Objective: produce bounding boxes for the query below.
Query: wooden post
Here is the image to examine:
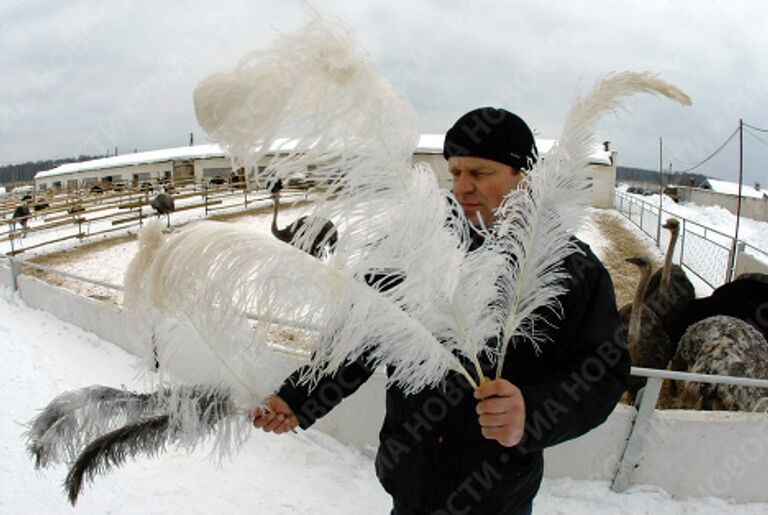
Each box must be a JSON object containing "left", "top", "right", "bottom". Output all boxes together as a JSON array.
[{"left": 204, "top": 182, "right": 209, "bottom": 216}]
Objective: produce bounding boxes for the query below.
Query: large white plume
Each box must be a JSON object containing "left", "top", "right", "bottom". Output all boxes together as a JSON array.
[{"left": 491, "top": 72, "right": 691, "bottom": 376}]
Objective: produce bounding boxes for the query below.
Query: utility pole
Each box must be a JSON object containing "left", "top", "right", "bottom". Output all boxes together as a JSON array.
[
  {"left": 728, "top": 119, "right": 745, "bottom": 281},
  {"left": 657, "top": 137, "right": 663, "bottom": 245}
]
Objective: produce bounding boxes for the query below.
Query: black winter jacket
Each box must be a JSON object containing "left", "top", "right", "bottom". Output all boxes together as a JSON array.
[{"left": 278, "top": 238, "right": 629, "bottom": 515}]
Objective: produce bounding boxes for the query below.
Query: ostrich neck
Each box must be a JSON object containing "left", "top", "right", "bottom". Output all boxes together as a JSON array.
[
  {"left": 661, "top": 228, "right": 678, "bottom": 298},
  {"left": 629, "top": 266, "right": 652, "bottom": 345},
  {"left": 271, "top": 193, "right": 281, "bottom": 235}
]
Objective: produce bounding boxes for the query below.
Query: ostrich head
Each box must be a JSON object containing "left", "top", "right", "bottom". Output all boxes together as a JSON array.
[
  {"left": 662, "top": 218, "right": 680, "bottom": 233},
  {"left": 267, "top": 178, "right": 284, "bottom": 196}
]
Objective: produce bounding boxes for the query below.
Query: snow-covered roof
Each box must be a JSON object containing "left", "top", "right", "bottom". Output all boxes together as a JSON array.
[
  {"left": 35, "top": 144, "right": 226, "bottom": 180},
  {"left": 702, "top": 179, "right": 766, "bottom": 199},
  {"left": 35, "top": 134, "right": 613, "bottom": 181}
]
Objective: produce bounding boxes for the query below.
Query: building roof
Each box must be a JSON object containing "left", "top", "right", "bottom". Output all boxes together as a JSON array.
[
  {"left": 702, "top": 178, "right": 766, "bottom": 199},
  {"left": 35, "top": 135, "right": 613, "bottom": 180}
]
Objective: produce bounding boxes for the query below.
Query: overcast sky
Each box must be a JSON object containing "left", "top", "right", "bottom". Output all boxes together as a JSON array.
[{"left": 1, "top": 0, "right": 767, "bottom": 185}]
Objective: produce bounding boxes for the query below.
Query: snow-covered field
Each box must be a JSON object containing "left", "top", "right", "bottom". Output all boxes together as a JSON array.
[{"left": 3, "top": 286, "right": 768, "bottom": 514}]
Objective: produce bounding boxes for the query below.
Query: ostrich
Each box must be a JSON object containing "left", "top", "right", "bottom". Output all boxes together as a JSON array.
[
  {"left": 618, "top": 256, "right": 673, "bottom": 400},
  {"left": 668, "top": 274, "right": 768, "bottom": 345},
  {"left": 150, "top": 193, "right": 175, "bottom": 228},
  {"left": 736, "top": 272, "right": 768, "bottom": 285},
  {"left": 670, "top": 315, "right": 768, "bottom": 411},
  {"left": 269, "top": 179, "right": 338, "bottom": 258},
  {"left": 643, "top": 218, "right": 695, "bottom": 334},
  {"left": 11, "top": 203, "right": 31, "bottom": 237}
]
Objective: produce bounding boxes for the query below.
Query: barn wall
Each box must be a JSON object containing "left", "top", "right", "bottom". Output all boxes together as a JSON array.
[{"left": 193, "top": 156, "right": 233, "bottom": 181}]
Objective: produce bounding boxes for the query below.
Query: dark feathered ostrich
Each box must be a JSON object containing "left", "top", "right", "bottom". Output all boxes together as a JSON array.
[
  {"left": 150, "top": 193, "right": 175, "bottom": 228},
  {"left": 12, "top": 203, "right": 31, "bottom": 237},
  {"left": 669, "top": 272, "right": 768, "bottom": 345},
  {"left": 670, "top": 315, "right": 768, "bottom": 411},
  {"left": 643, "top": 218, "right": 695, "bottom": 334},
  {"left": 619, "top": 256, "right": 674, "bottom": 400},
  {"left": 269, "top": 179, "right": 338, "bottom": 258}
]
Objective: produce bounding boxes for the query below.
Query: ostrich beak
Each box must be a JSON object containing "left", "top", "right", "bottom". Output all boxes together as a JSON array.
[{"left": 625, "top": 256, "right": 647, "bottom": 267}]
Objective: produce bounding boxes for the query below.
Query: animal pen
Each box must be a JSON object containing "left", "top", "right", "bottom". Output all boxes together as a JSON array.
[{"left": 614, "top": 190, "right": 768, "bottom": 288}]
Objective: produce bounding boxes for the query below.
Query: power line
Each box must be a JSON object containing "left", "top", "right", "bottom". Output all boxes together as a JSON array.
[
  {"left": 744, "top": 122, "right": 768, "bottom": 133},
  {"left": 745, "top": 127, "right": 768, "bottom": 148},
  {"left": 670, "top": 126, "right": 739, "bottom": 174}
]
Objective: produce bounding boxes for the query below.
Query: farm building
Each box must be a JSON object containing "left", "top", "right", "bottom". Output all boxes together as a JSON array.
[{"left": 34, "top": 135, "right": 616, "bottom": 207}]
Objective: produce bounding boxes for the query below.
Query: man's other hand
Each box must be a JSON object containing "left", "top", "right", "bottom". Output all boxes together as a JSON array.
[{"left": 252, "top": 395, "right": 299, "bottom": 434}]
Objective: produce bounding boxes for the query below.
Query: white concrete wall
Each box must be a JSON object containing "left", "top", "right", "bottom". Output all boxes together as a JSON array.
[
  {"left": 0, "top": 260, "right": 13, "bottom": 289},
  {"left": 543, "top": 404, "right": 634, "bottom": 481},
  {"left": 677, "top": 187, "right": 768, "bottom": 222},
  {"left": 10, "top": 271, "right": 768, "bottom": 503},
  {"left": 632, "top": 410, "right": 768, "bottom": 503},
  {"left": 16, "top": 275, "right": 145, "bottom": 355}
]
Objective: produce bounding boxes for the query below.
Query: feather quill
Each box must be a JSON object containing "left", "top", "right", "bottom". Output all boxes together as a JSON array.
[{"left": 492, "top": 72, "right": 691, "bottom": 377}]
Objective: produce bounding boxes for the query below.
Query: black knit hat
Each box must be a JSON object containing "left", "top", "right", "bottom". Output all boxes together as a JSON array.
[{"left": 443, "top": 107, "right": 538, "bottom": 171}]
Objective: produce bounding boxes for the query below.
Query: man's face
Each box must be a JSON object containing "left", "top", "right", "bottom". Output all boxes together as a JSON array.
[{"left": 449, "top": 156, "right": 526, "bottom": 227}]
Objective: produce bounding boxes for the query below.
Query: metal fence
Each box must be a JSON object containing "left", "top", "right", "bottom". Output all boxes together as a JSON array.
[{"left": 614, "top": 190, "right": 768, "bottom": 289}]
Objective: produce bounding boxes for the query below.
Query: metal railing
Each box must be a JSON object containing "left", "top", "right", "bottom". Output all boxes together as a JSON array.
[
  {"left": 614, "top": 190, "right": 768, "bottom": 289},
  {"left": 612, "top": 367, "right": 768, "bottom": 493}
]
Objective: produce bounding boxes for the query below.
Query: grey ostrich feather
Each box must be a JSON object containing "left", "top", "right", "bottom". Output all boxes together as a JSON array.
[
  {"left": 63, "top": 387, "right": 234, "bottom": 505},
  {"left": 26, "top": 386, "right": 155, "bottom": 469}
]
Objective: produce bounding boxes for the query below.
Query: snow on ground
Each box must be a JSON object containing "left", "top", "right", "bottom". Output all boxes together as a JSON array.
[
  {"left": 3, "top": 288, "right": 768, "bottom": 514},
  {"left": 0, "top": 285, "right": 389, "bottom": 515}
]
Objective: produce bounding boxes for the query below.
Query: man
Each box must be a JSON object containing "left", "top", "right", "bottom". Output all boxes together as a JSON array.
[{"left": 254, "top": 107, "right": 630, "bottom": 514}]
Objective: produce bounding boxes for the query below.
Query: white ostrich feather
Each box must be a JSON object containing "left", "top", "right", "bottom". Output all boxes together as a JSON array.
[
  {"left": 193, "top": 13, "right": 500, "bottom": 388},
  {"left": 492, "top": 72, "right": 691, "bottom": 377},
  {"left": 140, "top": 221, "right": 483, "bottom": 394}
]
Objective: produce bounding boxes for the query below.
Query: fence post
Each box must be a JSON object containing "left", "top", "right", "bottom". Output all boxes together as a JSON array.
[
  {"left": 8, "top": 224, "right": 15, "bottom": 255},
  {"left": 729, "top": 241, "right": 746, "bottom": 282},
  {"left": 9, "top": 256, "right": 21, "bottom": 291},
  {"left": 204, "top": 182, "right": 209, "bottom": 216},
  {"left": 640, "top": 202, "right": 645, "bottom": 231},
  {"left": 611, "top": 377, "right": 663, "bottom": 493},
  {"left": 678, "top": 218, "right": 686, "bottom": 265}
]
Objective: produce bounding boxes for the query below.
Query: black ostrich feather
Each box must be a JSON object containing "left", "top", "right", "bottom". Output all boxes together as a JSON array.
[{"left": 63, "top": 387, "right": 234, "bottom": 505}]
